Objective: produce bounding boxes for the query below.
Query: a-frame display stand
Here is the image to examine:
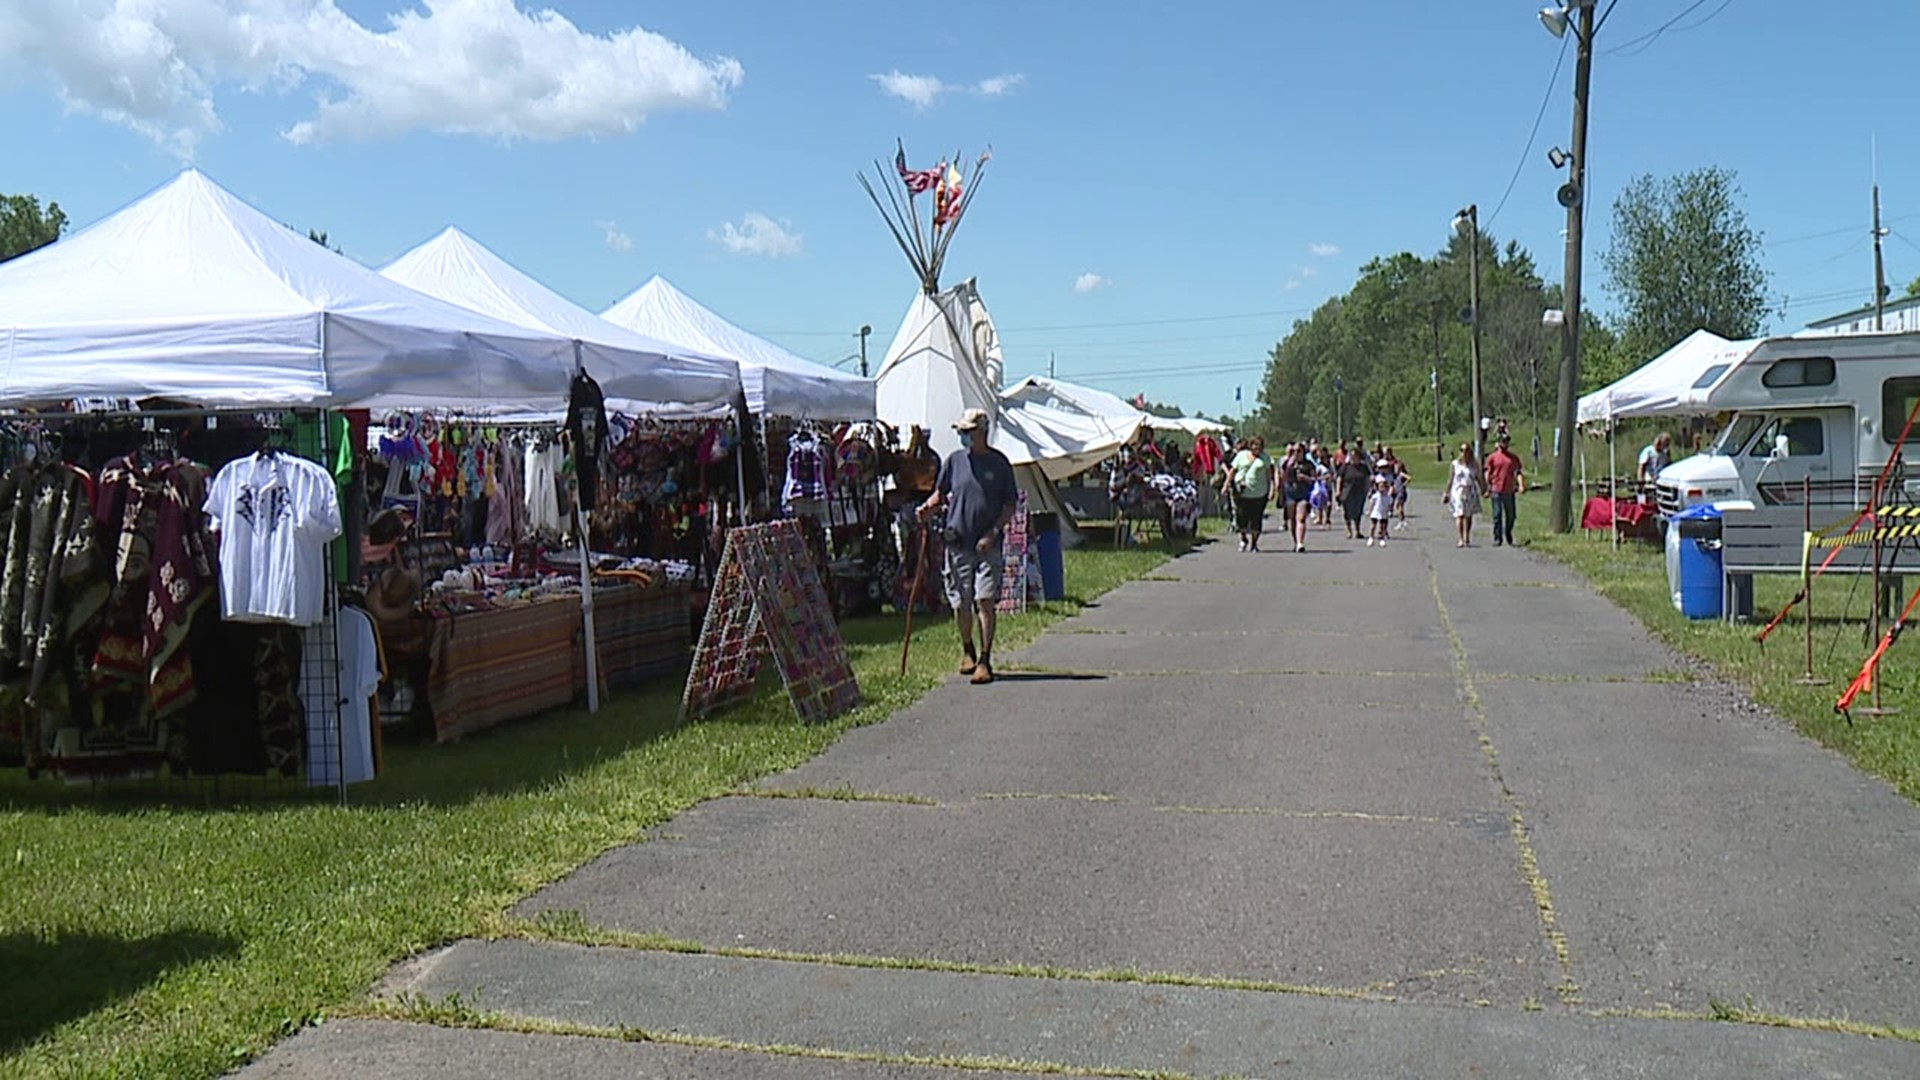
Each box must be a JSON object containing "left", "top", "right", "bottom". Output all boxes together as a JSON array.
[{"left": 680, "top": 520, "right": 861, "bottom": 725}]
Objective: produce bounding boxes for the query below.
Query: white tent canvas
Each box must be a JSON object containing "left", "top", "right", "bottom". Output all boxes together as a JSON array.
[
  {"left": 0, "top": 171, "right": 580, "bottom": 410},
  {"left": 875, "top": 282, "right": 1004, "bottom": 459},
  {"left": 602, "top": 276, "right": 874, "bottom": 420},
  {"left": 1578, "top": 328, "right": 1761, "bottom": 425},
  {"left": 999, "top": 375, "right": 1148, "bottom": 481},
  {"left": 381, "top": 228, "right": 741, "bottom": 414}
]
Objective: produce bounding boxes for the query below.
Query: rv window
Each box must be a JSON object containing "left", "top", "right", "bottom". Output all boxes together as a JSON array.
[
  {"left": 1714, "top": 414, "right": 1763, "bottom": 455},
  {"left": 1883, "top": 377, "right": 1920, "bottom": 445},
  {"left": 1761, "top": 356, "right": 1836, "bottom": 388},
  {"left": 1691, "top": 363, "right": 1731, "bottom": 390},
  {"left": 1748, "top": 416, "right": 1824, "bottom": 457}
]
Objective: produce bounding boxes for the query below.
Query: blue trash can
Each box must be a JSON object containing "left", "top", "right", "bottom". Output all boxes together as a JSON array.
[
  {"left": 1032, "top": 512, "right": 1066, "bottom": 601},
  {"left": 1674, "top": 505, "right": 1724, "bottom": 620}
]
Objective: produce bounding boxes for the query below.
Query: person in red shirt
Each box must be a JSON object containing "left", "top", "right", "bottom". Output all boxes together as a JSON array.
[{"left": 1483, "top": 434, "right": 1525, "bottom": 547}]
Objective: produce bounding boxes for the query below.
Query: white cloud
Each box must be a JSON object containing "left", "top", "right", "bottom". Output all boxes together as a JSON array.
[
  {"left": 1073, "top": 272, "right": 1110, "bottom": 294},
  {"left": 1309, "top": 242, "right": 1340, "bottom": 257},
  {"left": 709, "top": 211, "right": 802, "bottom": 258},
  {"left": 1298, "top": 265, "right": 1318, "bottom": 279},
  {"left": 0, "top": 0, "right": 744, "bottom": 155},
  {"left": 1283, "top": 279, "right": 1303, "bottom": 291},
  {"left": 598, "top": 220, "right": 633, "bottom": 253},
  {"left": 871, "top": 69, "right": 1024, "bottom": 109},
  {"left": 975, "top": 73, "right": 1025, "bottom": 96}
]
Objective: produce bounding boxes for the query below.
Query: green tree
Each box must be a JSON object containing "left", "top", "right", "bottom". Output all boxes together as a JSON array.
[
  {"left": 1, "top": 193, "right": 67, "bottom": 262},
  {"left": 1906, "top": 274, "right": 1920, "bottom": 298},
  {"left": 1601, "top": 166, "right": 1771, "bottom": 361}
]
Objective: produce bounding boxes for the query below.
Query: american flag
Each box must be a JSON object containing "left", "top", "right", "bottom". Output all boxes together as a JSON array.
[
  {"left": 934, "top": 164, "right": 964, "bottom": 227},
  {"left": 896, "top": 147, "right": 942, "bottom": 195}
]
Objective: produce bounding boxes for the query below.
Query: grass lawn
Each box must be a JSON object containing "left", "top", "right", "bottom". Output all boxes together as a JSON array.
[
  {"left": 1392, "top": 429, "right": 1918, "bottom": 803},
  {"left": 0, "top": 538, "right": 1192, "bottom": 1079}
]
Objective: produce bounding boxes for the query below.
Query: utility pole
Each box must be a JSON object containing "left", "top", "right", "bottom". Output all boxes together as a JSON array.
[
  {"left": 1431, "top": 302, "right": 1444, "bottom": 462},
  {"left": 1049, "top": 350, "right": 1056, "bottom": 379},
  {"left": 1548, "top": 0, "right": 1596, "bottom": 534},
  {"left": 1874, "top": 184, "right": 1888, "bottom": 330},
  {"left": 1461, "top": 205, "right": 1485, "bottom": 462},
  {"left": 857, "top": 324, "right": 872, "bottom": 377}
]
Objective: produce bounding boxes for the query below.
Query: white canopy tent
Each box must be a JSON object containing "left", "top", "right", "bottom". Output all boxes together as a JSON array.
[
  {"left": 998, "top": 375, "right": 1149, "bottom": 481},
  {"left": 0, "top": 171, "right": 581, "bottom": 410},
  {"left": 602, "top": 276, "right": 874, "bottom": 421},
  {"left": 1577, "top": 328, "right": 1761, "bottom": 426},
  {"left": 1158, "top": 416, "right": 1230, "bottom": 437},
  {"left": 380, "top": 228, "right": 742, "bottom": 414}
]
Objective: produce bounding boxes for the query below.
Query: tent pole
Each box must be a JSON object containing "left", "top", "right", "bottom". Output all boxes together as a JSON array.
[
  {"left": 577, "top": 502, "right": 600, "bottom": 714},
  {"left": 1609, "top": 409, "right": 1618, "bottom": 550}
]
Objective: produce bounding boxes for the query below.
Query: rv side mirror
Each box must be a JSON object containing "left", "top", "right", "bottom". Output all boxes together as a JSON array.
[{"left": 1772, "top": 433, "right": 1791, "bottom": 459}]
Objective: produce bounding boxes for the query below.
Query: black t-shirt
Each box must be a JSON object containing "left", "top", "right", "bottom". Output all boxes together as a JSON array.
[
  {"left": 1338, "top": 456, "right": 1371, "bottom": 496},
  {"left": 565, "top": 371, "right": 608, "bottom": 512}
]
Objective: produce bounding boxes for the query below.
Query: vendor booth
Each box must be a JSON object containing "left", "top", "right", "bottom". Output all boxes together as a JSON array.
[{"left": 0, "top": 170, "right": 622, "bottom": 794}]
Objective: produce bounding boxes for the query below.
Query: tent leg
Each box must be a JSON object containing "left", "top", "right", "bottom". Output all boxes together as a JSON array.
[{"left": 576, "top": 504, "right": 600, "bottom": 714}]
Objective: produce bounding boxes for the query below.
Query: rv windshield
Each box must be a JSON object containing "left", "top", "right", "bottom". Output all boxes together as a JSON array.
[{"left": 1711, "top": 414, "right": 1764, "bottom": 456}]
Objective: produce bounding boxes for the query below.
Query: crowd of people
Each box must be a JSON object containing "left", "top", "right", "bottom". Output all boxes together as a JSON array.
[
  {"left": 1221, "top": 436, "right": 1410, "bottom": 552},
  {"left": 1215, "top": 425, "right": 1531, "bottom": 551}
]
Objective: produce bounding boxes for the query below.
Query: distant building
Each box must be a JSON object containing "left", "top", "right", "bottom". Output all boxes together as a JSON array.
[{"left": 1803, "top": 293, "right": 1920, "bottom": 335}]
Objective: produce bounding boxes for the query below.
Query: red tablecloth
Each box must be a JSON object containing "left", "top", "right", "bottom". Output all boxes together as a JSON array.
[{"left": 1581, "top": 497, "right": 1657, "bottom": 535}]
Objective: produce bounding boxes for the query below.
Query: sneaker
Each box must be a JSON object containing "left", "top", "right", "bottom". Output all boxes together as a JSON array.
[
  {"left": 1366, "top": 537, "right": 1375, "bottom": 547},
  {"left": 970, "top": 661, "right": 995, "bottom": 685}
]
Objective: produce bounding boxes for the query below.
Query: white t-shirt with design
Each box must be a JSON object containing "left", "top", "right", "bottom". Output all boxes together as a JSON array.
[{"left": 205, "top": 452, "right": 343, "bottom": 626}]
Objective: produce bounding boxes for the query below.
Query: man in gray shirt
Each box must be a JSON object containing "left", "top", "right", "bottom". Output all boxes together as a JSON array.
[{"left": 920, "top": 407, "right": 1019, "bottom": 684}]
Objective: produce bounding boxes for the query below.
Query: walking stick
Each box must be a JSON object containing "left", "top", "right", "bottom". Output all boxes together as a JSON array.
[{"left": 900, "top": 521, "right": 933, "bottom": 677}]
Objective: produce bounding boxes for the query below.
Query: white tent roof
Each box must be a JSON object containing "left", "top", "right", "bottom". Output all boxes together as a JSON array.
[
  {"left": 601, "top": 276, "right": 874, "bottom": 420},
  {"left": 381, "top": 228, "right": 741, "bottom": 414},
  {"left": 999, "top": 375, "right": 1148, "bottom": 480},
  {"left": 1158, "top": 415, "right": 1230, "bottom": 436},
  {"left": 0, "top": 170, "right": 581, "bottom": 410},
  {"left": 1577, "top": 328, "right": 1762, "bottom": 425}
]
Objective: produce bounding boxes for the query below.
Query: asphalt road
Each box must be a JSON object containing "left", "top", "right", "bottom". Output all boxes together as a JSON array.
[{"left": 239, "top": 512, "right": 1920, "bottom": 1079}]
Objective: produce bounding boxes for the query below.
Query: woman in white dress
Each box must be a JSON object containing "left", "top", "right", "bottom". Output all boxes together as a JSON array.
[{"left": 1446, "top": 442, "right": 1485, "bottom": 548}]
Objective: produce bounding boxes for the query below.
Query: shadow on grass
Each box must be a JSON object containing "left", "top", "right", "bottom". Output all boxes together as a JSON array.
[{"left": 0, "top": 929, "right": 240, "bottom": 1054}]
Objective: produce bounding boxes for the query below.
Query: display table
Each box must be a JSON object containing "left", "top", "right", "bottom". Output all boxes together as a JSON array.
[
  {"left": 425, "top": 596, "right": 583, "bottom": 743},
  {"left": 592, "top": 581, "right": 692, "bottom": 688}
]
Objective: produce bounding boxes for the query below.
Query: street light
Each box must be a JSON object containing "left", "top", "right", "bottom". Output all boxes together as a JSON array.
[
  {"left": 857, "top": 324, "right": 872, "bottom": 378},
  {"left": 1547, "top": 0, "right": 1601, "bottom": 534},
  {"left": 1453, "top": 204, "right": 1485, "bottom": 463}
]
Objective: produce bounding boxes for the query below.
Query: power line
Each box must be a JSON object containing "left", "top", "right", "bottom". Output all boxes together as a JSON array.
[
  {"left": 1604, "top": 0, "right": 1735, "bottom": 58},
  {"left": 1484, "top": 30, "right": 1570, "bottom": 230},
  {"left": 752, "top": 305, "right": 1314, "bottom": 340}
]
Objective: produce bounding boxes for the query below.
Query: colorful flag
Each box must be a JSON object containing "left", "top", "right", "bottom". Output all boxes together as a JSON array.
[
  {"left": 934, "top": 164, "right": 965, "bottom": 227},
  {"left": 896, "top": 146, "right": 942, "bottom": 195}
]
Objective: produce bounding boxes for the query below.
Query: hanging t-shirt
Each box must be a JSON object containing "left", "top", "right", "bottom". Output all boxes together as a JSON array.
[
  {"left": 205, "top": 452, "right": 342, "bottom": 626},
  {"left": 525, "top": 438, "right": 564, "bottom": 535},
  {"left": 782, "top": 431, "right": 828, "bottom": 506},
  {"left": 566, "top": 372, "right": 608, "bottom": 512},
  {"left": 304, "top": 606, "right": 382, "bottom": 787}
]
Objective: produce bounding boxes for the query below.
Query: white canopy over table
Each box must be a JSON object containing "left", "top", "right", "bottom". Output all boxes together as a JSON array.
[
  {"left": 602, "top": 276, "right": 874, "bottom": 421},
  {"left": 1577, "top": 328, "right": 1762, "bottom": 426},
  {"left": 0, "top": 171, "right": 581, "bottom": 411}
]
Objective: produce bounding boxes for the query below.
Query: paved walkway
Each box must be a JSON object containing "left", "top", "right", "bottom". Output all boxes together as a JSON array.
[{"left": 241, "top": 512, "right": 1920, "bottom": 1078}]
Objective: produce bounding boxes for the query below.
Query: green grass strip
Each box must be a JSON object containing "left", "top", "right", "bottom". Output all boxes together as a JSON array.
[
  {"left": 356, "top": 995, "right": 1210, "bottom": 1079},
  {"left": 486, "top": 915, "right": 1392, "bottom": 1003}
]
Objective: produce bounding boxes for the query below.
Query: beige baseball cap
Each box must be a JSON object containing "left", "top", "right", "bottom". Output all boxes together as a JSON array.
[{"left": 953, "top": 408, "right": 991, "bottom": 433}]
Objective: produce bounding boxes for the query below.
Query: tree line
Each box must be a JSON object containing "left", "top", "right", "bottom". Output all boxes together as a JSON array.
[{"left": 1252, "top": 166, "right": 1776, "bottom": 446}]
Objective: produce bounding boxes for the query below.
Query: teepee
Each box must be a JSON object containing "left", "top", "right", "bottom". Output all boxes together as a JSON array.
[{"left": 862, "top": 144, "right": 1077, "bottom": 535}]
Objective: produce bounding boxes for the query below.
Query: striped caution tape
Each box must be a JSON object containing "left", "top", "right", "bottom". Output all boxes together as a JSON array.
[{"left": 1806, "top": 505, "right": 1920, "bottom": 550}]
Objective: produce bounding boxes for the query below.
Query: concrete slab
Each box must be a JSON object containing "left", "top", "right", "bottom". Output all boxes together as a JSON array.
[
  {"left": 369, "top": 941, "right": 1920, "bottom": 1080},
  {"left": 1438, "top": 577, "right": 1679, "bottom": 678},
  {"left": 519, "top": 796, "right": 1554, "bottom": 1005},
  {"left": 1477, "top": 678, "right": 1920, "bottom": 1026},
  {"left": 1059, "top": 576, "right": 1443, "bottom": 634},
  {"left": 762, "top": 674, "right": 1498, "bottom": 817},
  {"left": 1007, "top": 626, "right": 1457, "bottom": 677},
  {"left": 233, "top": 1018, "right": 1066, "bottom": 1079}
]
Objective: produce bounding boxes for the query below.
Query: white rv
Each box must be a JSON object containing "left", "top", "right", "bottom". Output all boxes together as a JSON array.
[{"left": 1654, "top": 330, "right": 1920, "bottom": 518}]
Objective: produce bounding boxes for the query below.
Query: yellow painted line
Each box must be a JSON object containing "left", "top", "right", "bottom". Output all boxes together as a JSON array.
[{"left": 1425, "top": 553, "right": 1582, "bottom": 1006}]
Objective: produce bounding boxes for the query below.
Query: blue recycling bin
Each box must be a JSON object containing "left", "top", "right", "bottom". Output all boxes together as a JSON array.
[
  {"left": 1032, "top": 512, "right": 1066, "bottom": 601},
  {"left": 1673, "top": 505, "right": 1724, "bottom": 620}
]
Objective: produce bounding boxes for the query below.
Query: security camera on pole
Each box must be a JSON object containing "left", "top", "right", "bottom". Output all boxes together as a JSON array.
[
  {"left": 1452, "top": 204, "right": 1485, "bottom": 463},
  {"left": 1541, "top": 0, "right": 1605, "bottom": 534}
]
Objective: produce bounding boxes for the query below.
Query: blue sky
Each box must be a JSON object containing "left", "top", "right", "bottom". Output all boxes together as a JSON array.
[{"left": 2, "top": 0, "right": 1916, "bottom": 419}]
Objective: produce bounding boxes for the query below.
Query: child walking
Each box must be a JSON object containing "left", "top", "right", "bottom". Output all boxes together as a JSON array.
[{"left": 1366, "top": 474, "right": 1394, "bottom": 547}]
